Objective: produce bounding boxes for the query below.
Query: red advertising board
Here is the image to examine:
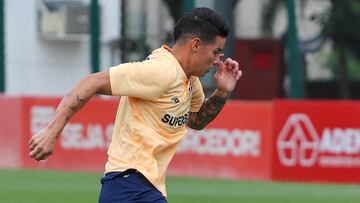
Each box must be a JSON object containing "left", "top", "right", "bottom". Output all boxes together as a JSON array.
[
  {"left": 2, "top": 96, "right": 360, "bottom": 183},
  {"left": 0, "top": 96, "right": 23, "bottom": 168},
  {"left": 168, "top": 101, "right": 273, "bottom": 180},
  {"left": 21, "top": 96, "right": 119, "bottom": 172},
  {"left": 272, "top": 100, "right": 360, "bottom": 183},
  {"left": 17, "top": 97, "right": 273, "bottom": 180}
]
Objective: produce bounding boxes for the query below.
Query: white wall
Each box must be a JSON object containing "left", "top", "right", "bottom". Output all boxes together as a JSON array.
[
  {"left": 5, "top": 0, "right": 332, "bottom": 96},
  {"left": 234, "top": 0, "right": 262, "bottom": 38},
  {"left": 100, "top": 0, "right": 122, "bottom": 68},
  {"left": 5, "top": 0, "right": 120, "bottom": 96},
  {"left": 146, "top": 0, "right": 173, "bottom": 51}
]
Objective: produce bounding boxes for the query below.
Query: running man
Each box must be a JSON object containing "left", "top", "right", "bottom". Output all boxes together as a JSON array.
[{"left": 29, "top": 7, "right": 242, "bottom": 203}]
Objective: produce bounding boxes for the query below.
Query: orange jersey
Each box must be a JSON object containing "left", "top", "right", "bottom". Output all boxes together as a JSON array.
[{"left": 106, "top": 45, "right": 205, "bottom": 196}]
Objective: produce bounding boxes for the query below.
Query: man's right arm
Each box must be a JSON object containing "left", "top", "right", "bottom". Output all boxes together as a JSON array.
[{"left": 29, "top": 70, "right": 111, "bottom": 161}]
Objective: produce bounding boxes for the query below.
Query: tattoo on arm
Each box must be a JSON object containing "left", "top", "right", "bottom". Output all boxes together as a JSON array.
[
  {"left": 48, "top": 77, "right": 99, "bottom": 137},
  {"left": 69, "top": 95, "right": 85, "bottom": 113},
  {"left": 188, "top": 94, "right": 228, "bottom": 130}
]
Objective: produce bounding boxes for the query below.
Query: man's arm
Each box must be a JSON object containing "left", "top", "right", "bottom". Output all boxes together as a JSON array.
[
  {"left": 187, "top": 57, "right": 242, "bottom": 130},
  {"left": 187, "top": 89, "right": 228, "bottom": 130},
  {"left": 29, "top": 70, "right": 111, "bottom": 161}
]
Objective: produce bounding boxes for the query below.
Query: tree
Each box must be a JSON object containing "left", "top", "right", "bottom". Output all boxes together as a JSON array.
[
  {"left": 316, "top": 0, "right": 360, "bottom": 98},
  {"left": 261, "top": 0, "right": 360, "bottom": 99},
  {"left": 162, "top": 0, "right": 184, "bottom": 22}
]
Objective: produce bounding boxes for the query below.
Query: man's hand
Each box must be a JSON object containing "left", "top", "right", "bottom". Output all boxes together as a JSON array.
[
  {"left": 187, "top": 57, "right": 242, "bottom": 130},
  {"left": 213, "top": 56, "right": 242, "bottom": 95},
  {"left": 29, "top": 128, "right": 57, "bottom": 161},
  {"left": 28, "top": 70, "right": 111, "bottom": 161}
]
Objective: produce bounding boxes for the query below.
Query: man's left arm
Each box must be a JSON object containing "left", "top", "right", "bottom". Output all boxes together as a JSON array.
[{"left": 187, "top": 58, "right": 242, "bottom": 130}]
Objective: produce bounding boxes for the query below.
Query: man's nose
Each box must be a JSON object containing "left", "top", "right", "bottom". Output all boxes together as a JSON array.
[
  {"left": 213, "top": 54, "right": 224, "bottom": 65},
  {"left": 215, "top": 54, "right": 224, "bottom": 62}
]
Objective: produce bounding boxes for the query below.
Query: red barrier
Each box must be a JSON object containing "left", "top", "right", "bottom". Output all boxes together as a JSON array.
[
  {"left": 21, "top": 96, "right": 119, "bottom": 172},
  {"left": 1, "top": 96, "right": 360, "bottom": 183},
  {"left": 0, "top": 96, "right": 23, "bottom": 168},
  {"left": 168, "top": 101, "right": 273, "bottom": 180},
  {"left": 271, "top": 100, "right": 360, "bottom": 183}
]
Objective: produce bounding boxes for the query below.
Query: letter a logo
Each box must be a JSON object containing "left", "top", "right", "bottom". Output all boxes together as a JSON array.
[{"left": 277, "top": 114, "right": 320, "bottom": 167}]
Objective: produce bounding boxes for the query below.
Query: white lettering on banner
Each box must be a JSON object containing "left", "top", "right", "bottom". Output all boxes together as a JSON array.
[
  {"left": 177, "top": 128, "right": 261, "bottom": 157},
  {"left": 319, "top": 156, "right": 360, "bottom": 167},
  {"left": 277, "top": 113, "right": 360, "bottom": 168},
  {"left": 31, "top": 106, "right": 55, "bottom": 134},
  {"left": 61, "top": 123, "right": 113, "bottom": 149},
  {"left": 319, "top": 128, "right": 360, "bottom": 155},
  {"left": 30, "top": 106, "right": 113, "bottom": 150}
]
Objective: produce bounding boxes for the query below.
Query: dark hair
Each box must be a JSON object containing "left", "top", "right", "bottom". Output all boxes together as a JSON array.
[{"left": 173, "top": 7, "right": 229, "bottom": 43}]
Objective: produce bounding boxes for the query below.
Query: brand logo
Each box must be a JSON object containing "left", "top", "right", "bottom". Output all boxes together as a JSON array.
[
  {"left": 161, "top": 112, "right": 190, "bottom": 127},
  {"left": 277, "top": 113, "right": 360, "bottom": 168},
  {"left": 277, "top": 113, "right": 320, "bottom": 167},
  {"left": 171, "top": 96, "right": 180, "bottom": 104},
  {"left": 188, "top": 79, "right": 193, "bottom": 94}
]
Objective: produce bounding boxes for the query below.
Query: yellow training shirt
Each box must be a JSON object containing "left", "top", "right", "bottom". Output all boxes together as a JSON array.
[{"left": 106, "top": 45, "right": 205, "bottom": 196}]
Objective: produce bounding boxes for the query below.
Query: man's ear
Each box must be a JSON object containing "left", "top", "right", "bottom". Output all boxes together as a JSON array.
[{"left": 190, "top": 38, "right": 201, "bottom": 53}]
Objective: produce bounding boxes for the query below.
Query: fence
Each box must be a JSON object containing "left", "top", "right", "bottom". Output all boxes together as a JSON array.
[{"left": 1, "top": 95, "right": 360, "bottom": 183}]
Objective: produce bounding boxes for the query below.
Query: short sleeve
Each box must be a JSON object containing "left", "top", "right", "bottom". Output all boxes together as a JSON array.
[
  {"left": 109, "top": 60, "right": 173, "bottom": 100},
  {"left": 190, "top": 77, "right": 205, "bottom": 112}
]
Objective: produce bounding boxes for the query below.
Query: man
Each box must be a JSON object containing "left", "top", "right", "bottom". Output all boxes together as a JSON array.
[{"left": 29, "top": 7, "right": 241, "bottom": 203}]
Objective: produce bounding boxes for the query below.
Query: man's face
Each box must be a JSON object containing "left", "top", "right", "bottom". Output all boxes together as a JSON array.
[{"left": 192, "top": 36, "right": 226, "bottom": 77}]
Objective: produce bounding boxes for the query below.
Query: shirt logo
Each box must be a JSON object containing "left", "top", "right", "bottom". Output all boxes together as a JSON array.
[
  {"left": 189, "top": 79, "right": 193, "bottom": 94},
  {"left": 161, "top": 112, "right": 190, "bottom": 127},
  {"left": 171, "top": 96, "right": 180, "bottom": 103}
]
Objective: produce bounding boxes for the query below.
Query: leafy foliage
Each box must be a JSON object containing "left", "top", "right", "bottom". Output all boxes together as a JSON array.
[
  {"left": 317, "top": 0, "right": 360, "bottom": 58},
  {"left": 162, "top": 0, "right": 186, "bottom": 22}
]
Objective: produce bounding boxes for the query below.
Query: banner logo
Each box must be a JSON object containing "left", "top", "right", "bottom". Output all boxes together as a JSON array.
[
  {"left": 277, "top": 113, "right": 360, "bottom": 168},
  {"left": 277, "top": 113, "right": 320, "bottom": 167}
]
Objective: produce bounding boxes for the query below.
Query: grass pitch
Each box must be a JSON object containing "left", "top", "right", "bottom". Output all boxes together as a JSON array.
[{"left": 1, "top": 168, "right": 359, "bottom": 203}]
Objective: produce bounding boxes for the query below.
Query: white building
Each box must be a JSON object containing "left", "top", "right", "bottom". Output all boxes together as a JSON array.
[{"left": 4, "top": 0, "right": 331, "bottom": 96}]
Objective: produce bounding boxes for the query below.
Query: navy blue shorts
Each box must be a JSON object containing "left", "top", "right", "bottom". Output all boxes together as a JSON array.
[{"left": 98, "top": 169, "right": 168, "bottom": 203}]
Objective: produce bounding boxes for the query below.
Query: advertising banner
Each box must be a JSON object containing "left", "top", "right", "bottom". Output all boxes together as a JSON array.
[
  {"left": 0, "top": 96, "right": 23, "bottom": 168},
  {"left": 272, "top": 100, "right": 360, "bottom": 183},
  {"left": 19, "top": 97, "right": 273, "bottom": 180},
  {"left": 168, "top": 101, "right": 273, "bottom": 180},
  {"left": 2, "top": 96, "right": 360, "bottom": 183},
  {"left": 21, "top": 96, "right": 119, "bottom": 172}
]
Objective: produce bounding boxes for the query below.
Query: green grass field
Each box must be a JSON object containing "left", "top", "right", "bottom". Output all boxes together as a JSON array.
[{"left": 1, "top": 169, "right": 359, "bottom": 203}]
